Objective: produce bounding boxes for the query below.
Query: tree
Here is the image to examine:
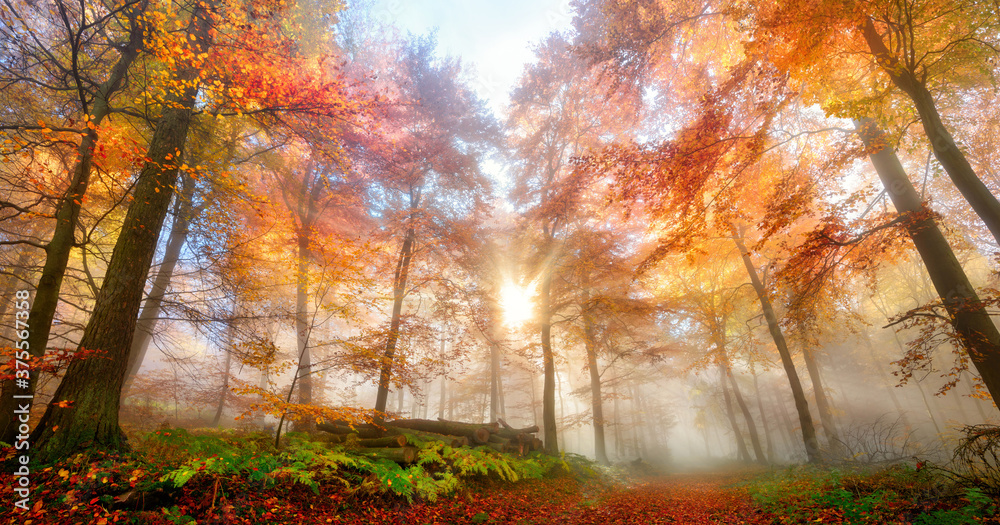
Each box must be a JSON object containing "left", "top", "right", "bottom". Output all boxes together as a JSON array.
[
  {"left": 29, "top": 0, "right": 368, "bottom": 459},
  {"left": 29, "top": 0, "right": 218, "bottom": 460},
  {"left": 746, "top": 0, "right": 1000, "bottom": 246},
  {"left": 854, "top": 119, "right": 1000, "bottom": 404},
  {"left": 507, "top": 32, "right": 635, "bottom": 454},
  {"left": 370, "top": 35, "right": 498, "bottom": 421},
  {"left": 0, "top": 0, "right": 146, "bottom": 444}
]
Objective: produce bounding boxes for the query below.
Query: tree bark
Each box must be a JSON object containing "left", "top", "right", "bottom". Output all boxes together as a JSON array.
[
  {"left": 751, "top": 371, "right": 775, "bottom": 462},
  {"left": 856, "top": 118, "right": 1000, "bottom": 405},
  {"left": 800, "top": 342, "right": 842, "bottom": 456},
  {"left": 374, "top": 187, "right": 420, "bottom": 420},
  {"left": 490, "top": 340, "right": 501, "bottom": 423},
  {"left": 862, "top": 18, "right": 1000, "bottom": 246},
  {"left": 292, "top": 226, "right": 313, "bottom": 432},
  {"left": 123, "top": 124, "right": 233, "bottom": 392},
  {"left": 211, "top": 306, "right": 237, "bottom": 427},
  {"left": 30, "top": 1, "right": 214, "bottom": 462},
  {"left": 725, "top": 365, "right": 766, "bottom": 464},
  {"left": 539, "top": 266, "right": 558, "bottom": 454},
  {"left": 732, "top": 228, "right": 822, "bottom": 462},
  {"left": 720, "top": 365, "right": 750, "bottom": 462},
  {"left": 0, "top": 10, "right": 144, "bottom": 445},
  {"left": 437, "top": 334, "right": 447, "bottom": 419},
  {"left": 583, "top": 302, "right": 609, "bottom": 464},
  {"left": 122, "top": 169, "right": 200, "bottom": 394}
]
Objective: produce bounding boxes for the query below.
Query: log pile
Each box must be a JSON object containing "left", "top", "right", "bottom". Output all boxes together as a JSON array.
[{"left": 317, "top": 418, "right": 541, "bottom": 464}]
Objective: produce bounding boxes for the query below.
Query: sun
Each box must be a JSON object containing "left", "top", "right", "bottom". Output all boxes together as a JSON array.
[{"left": 499, "top": 282, "right": 535, "bottom": 326}]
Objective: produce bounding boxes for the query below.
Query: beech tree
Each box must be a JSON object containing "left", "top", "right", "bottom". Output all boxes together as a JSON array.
[
  {"left": 507, "top": 32, "right": 634, "bottom": 454},
  {"left": 29, "top": 0, "right": 370, "bottom": 459},
  {"left": 370, "top": 35, "right": 498, "bottom": 421},
  {"left": 744, "top": 0, "right": 1000, "bottom": 246},
  {"left": 0, "top": 0, "right": 146, "bottom": 444}
]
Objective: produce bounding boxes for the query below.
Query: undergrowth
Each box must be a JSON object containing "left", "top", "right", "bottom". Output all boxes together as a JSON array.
[
  {"left": 141, "top": 428, "right": 574, "bottom": 503},
  {"left": 742, "top": 463, "right": 999, "bottom": 524}
]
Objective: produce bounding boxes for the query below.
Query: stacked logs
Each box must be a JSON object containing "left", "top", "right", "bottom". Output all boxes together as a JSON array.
[{"left": 317, "top": 418, "right": 542, "bottom": 464}]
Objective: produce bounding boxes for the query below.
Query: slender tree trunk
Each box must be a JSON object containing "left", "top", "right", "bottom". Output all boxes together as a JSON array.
[
  {"left": 539, "top": 267, "right": 558, "bottom": 453},
  {"left": 490, "top": 341, "right": 500, "bottom": 422},
  {"left": 613, "top": 379, "right": 624, "bottom": 458},
  {"left": 726, "top": 365, "right": 766, "bottom": 464},
  {"left": 30, "top": 1, "right": 214, "bottom": 461},
  {"left": 772, "top": 386, "right": 797, "bottom": 459},
  {"left": 860, "top": 331, "right": 914, "bottom": 430},
  {"left": 123, "top": 170, "right": 200, "bottom": 394},
  {"left": 0, "top": 13, "right": 144, "bottom": 445},
  {"left": 292, "top": 227, "right": 313, "bottom": 432},
  {"left": 124, "top": 125, "right": 233, "bottom": 392},
  {"left": 752, "top": 371, "right": 775, "bottom": 462},
  {"left": 721, "top": 365, "right": 750, "bottom": 462},
  {"left": 856, "top": 118, "right": 1000, "bottom": 404},
  {"left": 211, "top": 328, "right": 234, "bottom": 427},
  {"left": 438, "top": 335, "right": 447, "bottom": 419},
  {"left": 556, "top": 352, "right": 566, "bottom": 452},
  {"left": 800, "top": 341, "right": 842, "bottom": 455},
  {"left": 375, "top": 189, "right": 420, "bottom": 420},
  {"left": 584, "top": 305, "right": 609, "bottom": 464},
  {"left": 732, "top": 228, "right": 821, "bottom": 462},
  {"left": 862, "top": 19, "right": 1000, "bottom": 247},
  {"left": 497, "top": 359, "right": 506, "bottom": 421}
]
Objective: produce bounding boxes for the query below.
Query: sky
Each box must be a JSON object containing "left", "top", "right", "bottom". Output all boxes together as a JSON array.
[{"left": 370, "top": 0, "right": 576, "bottom": 117}]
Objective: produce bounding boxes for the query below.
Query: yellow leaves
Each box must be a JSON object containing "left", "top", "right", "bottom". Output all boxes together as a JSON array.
[{"left": 58, "top": 468, "right": 69, "bottom": 479}]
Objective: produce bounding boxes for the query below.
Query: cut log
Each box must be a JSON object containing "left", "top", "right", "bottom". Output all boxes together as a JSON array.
[
  {"left": 487, "top": 434, "right": 510, "bottom": 445},
  {"left": 402, "top": 431, "right": 469, "bottom": 448},
  {"left": 318, "top": 422, "right": 399, "bottom": 439},
  {"left": 356, "top": 435, "right": 408, "bottom": 448},
  {"left": 495, "top": 419, "right": 540, "bottom": 438},
  {"left": 389, "top": 418, "right": 493, "bottom": 444},
  {"left": 354, "top": 446, "right": 419, "bottom": 464}
]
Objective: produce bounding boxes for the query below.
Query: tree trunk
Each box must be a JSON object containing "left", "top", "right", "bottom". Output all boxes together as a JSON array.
[
  {"left": 539, "top": 267, "right": 558, "bottom": 454},
  {"left": 29, "top": 1, "right": 214, "bottom": 462},
  {"left": 211, "top": 308, "right": 237, "bottom": 427},
  {"left": 720, "top": 365, "right": 750, "bottom": 462},
  {"left": 123, "top": 170, "right": 200, "bottom": 393},
  {"left": 612, "top": 379, "right": 623, "bottom": 458},
  {"left": 354, "top": 446, "right": 419, "bottom": 464},
  {"left": 584, "top": 304, "right": 609, "bottom": 464},
  {"left": 860, "top": 331, "right": 914, "bottom": 430},
  {"left": 490, "top": 341, "right": 500, "bottom": 423},
  {"left": 751, "top": 371, "right": 775, "bottom": 463},
  {"left": 124, "top": 124, "right": 233, "bottom": 392},
  {"left": 726, "top": 365, "right": 766, "bottom": 464},
  {"left": 800, "top": 342, "right": 842, "bottom": 456},
  {"left": 732, "top": 228, "right": 821, "bottom": 462},
  {"left": 438, "top": 334, "right": 447, "bottom": 419},
  {"left": 862, "top": 18, "right": 1000, "bottom": 246},
  {"left": 856, "top": 118, "right": 1000, "bottom": 404},
  {"left": 770, "top": 384, "right": 795, "bottom": 459},
  {"left": 0, "top": 14, "right": 144, "bottom": 445},
  {"left": 292, "top": 226, "right": 313, "bottom": 432},
  {"left": 374, "top": 188, "right": 420, "bottom": 420}
]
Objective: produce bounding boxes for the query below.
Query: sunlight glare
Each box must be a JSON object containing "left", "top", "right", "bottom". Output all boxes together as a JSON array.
[{"left": 500, "top": 282, "right": 535, "bottom": 326}]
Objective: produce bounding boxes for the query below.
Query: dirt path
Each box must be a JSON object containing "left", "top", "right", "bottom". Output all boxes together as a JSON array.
[{"left": 382, "top": 472, "right": 776, "bottom": 524}]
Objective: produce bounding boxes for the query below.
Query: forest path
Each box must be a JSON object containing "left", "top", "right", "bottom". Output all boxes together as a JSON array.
[
  {"left": 549, "top": 472, "right": 775, "bottom": 524},
  {"left": 383, "top": 470, "right": 776, "bottom": 524}
]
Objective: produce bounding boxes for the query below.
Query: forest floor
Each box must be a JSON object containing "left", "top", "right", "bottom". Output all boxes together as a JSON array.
[
  {"left": 4, "top": 428, "right": 999, "bottom": 524},
  {"left": 3, "top": 466, "right": 775, "bottom": 524}
]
